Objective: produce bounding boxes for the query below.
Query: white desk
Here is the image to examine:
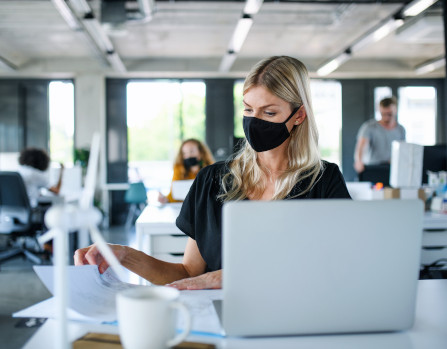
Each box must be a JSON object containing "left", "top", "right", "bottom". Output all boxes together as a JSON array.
[
  {"left": 422, "top": 212, "right": 447, "bottom": 265},
  {"left": 136, "top": 203, "right": 187, "bottom": 264},
  {"left": 23, "top": 279, "right": 447, "bottom": 349}
]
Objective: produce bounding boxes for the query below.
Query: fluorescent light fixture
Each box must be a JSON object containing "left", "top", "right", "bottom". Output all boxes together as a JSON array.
[
  {"left": 317, "top": 52, "right": 351, "bottom": 76},
  {"left": 51, "top": 0, "right": 81, "bottom": 30},
  {"left": 69, "top": 0, "right": 92, "bottom": 15},
  {"left": 219, "top": 52, "right": 237, "bottom": 72},
  {"left": 229, "top": 15, "right": 253, "bottom": 53},
  {"left": 138, "top": 0, "right": 155, "bottom": 17},
  {"left": 415, "top": 56, "right": 445, "bottom": 74},
  {"left": 0, "top": 56, "right": 17, "bottom": 71},
  {"left": 351, "top": 18, "right": 404, "bottom": 53},
  {"left": 107, "top": 52, "right": 126, "bottom": 72},
  {"left": 244, "top": 0, "right": 264, "bottom": 15},
  {"left": 403, "top": 0, "right": 438, "bottom": 17},
  {"left": 82, "top": 14, "right": 114, "bottom": 53}
]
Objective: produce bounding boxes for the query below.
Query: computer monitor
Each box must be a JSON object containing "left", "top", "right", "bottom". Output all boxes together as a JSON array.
[{"left": 422, "top": 144, "right": 447, "bottom": 184}]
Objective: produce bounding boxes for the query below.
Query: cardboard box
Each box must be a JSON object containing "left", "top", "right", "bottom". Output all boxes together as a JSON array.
[
  {"left": 383, "top": 187, "right": 425, "bottom": 201},
  {"left": 389, "top": 141, "right": 423, "bottom": 188}
]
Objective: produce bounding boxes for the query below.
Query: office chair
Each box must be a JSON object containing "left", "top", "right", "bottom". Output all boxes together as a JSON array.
[
  {"left": 358, "top": 164, "right": 391, "bottom": 187},
  {"left": 0, "top": 171, "right": 44, "bottom": 265},
  {"left": 124, "top": 182, "right": 147, "bottom": 229}
]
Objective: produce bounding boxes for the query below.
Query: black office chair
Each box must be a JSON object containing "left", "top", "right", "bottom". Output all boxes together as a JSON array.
[
  {"left": 0, "top": 171, "right": 44, "bottom": 265},
  {"left": 358, "top": 164, "right": 391, "bottom": 187}
]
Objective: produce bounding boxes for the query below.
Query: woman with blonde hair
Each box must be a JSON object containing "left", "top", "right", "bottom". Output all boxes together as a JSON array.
[
  {"left": 158, "top": 138, "right": 214, "bottom": 203},
  {"left": 75, "top": 56, "right": 350, "bottom": 289}
]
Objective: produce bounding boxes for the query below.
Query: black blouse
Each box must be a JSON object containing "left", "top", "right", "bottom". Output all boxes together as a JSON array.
[{"left": 176, "top": 160, "right": 351, "bottom": 271}]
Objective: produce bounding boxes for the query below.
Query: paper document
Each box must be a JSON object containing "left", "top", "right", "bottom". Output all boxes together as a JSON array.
[
  {"left": 178, "top": 290, "right": 224, "bottom": 336},
  {"left": 32, "top": 265, "right": 137, "bottom": 322},
  {"left": 15, "top": 265, "right": 225, "bottom": 335},
  {"left": 13, "top": 297, "right": 106, "bottom": 324}
]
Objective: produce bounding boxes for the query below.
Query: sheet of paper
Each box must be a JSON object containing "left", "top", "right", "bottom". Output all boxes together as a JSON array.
[
  {"left": 179, "top": 290, "right": 224, "bottom": 336},
  {"left": 33, "top": 265, "right": 137, "bottom": 322},
  {"left": 13, "top": 297, "right": 105, "bottom": 324},
  {"left": 17, "top": 265, "right": 224, "bottom": 335}
]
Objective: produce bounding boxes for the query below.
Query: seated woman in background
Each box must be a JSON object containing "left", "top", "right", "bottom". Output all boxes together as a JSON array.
[
  {"left": 18, "top": 148, "right": 64, "bottom": 208},
  {"left": 158, "top": 138, "right": 214, "bottom": 203},
  {"left": 75, "top": 56, "right": 351, "bottom": 290}
]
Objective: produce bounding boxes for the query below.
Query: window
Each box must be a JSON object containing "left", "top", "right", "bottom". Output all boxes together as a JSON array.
[
  {"left": 127, "top": 80, "right": 206, "bottom": 202},
  {"left": 310, "top": 80, "right": 342, "bottom": 165},
  {"left": 233, "top": 80, "right": 342, "bottom": 165},
  {"left": 49, "top": 81, "right": 74, "bottom": 165},
  {"left": 233, "top": 81, "right": 245, "bottom": 138},
  {"left": 398, "top": 86, "right": 436, "bottom": 145}
]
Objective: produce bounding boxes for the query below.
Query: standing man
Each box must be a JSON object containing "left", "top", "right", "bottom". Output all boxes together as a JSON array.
[{"left": 354, "top": 97, "right": 406, "bottom": 173}]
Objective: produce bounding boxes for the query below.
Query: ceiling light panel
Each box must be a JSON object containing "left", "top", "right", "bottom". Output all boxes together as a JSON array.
[
  {"left": 403, "top": 0, "right": 438, "bottom": 17},
  {"left": 228, "top": 15, "right": 253, "bottom": 53},
  {"left": 51, "top": 0, "right": 81, "bottom": 30},
  {"left": 317, "top": 52, "right": 351, "bottom": 76},
  {"left": 244, "top": 0, "right": 264, "bottom": 15},
  {"left": 415, "top": 56, "right": 445, "bottom": 74}
]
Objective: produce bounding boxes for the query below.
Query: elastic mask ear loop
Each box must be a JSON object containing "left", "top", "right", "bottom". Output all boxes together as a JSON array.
[{"left": 284, "top": 107, "right": 300, "bottom": 124}]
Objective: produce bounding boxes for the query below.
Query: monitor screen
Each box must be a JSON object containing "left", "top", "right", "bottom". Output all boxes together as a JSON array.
[{"left": 422, "top": 144, "right": 447, "bottom": 184}]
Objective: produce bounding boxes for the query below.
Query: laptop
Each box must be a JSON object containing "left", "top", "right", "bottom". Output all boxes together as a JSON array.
[
  {"left": 219, "top": 199, "right": 424, "bottom": 337},
  {"left": 171, "top": 180, "right": 194, "bottom": 201}
]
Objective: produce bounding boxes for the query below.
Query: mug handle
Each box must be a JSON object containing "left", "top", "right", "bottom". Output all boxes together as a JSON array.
[{"left": 166, "top": 301, "right": 192, "bottom": 347}]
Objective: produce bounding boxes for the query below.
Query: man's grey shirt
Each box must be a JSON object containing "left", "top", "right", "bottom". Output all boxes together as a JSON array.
[{"left": 357, "top": 119, "right": 406, "bottom": 165}]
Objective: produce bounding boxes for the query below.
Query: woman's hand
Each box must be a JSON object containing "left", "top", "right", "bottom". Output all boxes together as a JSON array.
[
  {"left": 158, "top": 192, "right": 168, "bottom": 204},
  {"left": 166, "top": 270, "right": 222, "bottom": 290},
  {"left": 74, "top": 243, "right": 128, "bottom": 274}
]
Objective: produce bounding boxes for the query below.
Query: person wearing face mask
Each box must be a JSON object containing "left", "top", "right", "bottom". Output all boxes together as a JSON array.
[
  {"left": 74, "top": 56, "right": 351, "bottom": 290},
  {"left": 158, "top": 138, "right": 215, "bottom": 204}
]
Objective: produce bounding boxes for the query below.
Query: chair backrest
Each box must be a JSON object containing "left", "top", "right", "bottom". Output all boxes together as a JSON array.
[
  {"left": 358, "top": 164, "right": 390, "bottom": 186},
  {"left": 124, "top": 182, "right": 147, "bottom": 204},
  {"left": 0, "top": 171, "right": 32, "bottom": 234}
]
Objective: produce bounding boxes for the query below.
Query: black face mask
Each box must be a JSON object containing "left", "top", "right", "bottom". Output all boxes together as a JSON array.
[
  {"left": 243, "top": 107, "right": 299, "bottom": 152},
  {"left": 183, "top": 157, "right": 200, "bottom": 168}
]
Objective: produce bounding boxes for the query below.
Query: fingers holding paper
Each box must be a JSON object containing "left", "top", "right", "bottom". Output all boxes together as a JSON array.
[
  {"left": 167, "top": 269, "right": 222, "bottom": 290},
  {"left": 74, "top": 243, "right": 127, "bottom": 274}
]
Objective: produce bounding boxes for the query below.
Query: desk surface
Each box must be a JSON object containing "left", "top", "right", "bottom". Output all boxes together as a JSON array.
[
  {"left": 23, "top": 279, "right": 447, "bottom": 349},
  {"left": 136, "top": 203, "right": 183, "bottom": 225}
]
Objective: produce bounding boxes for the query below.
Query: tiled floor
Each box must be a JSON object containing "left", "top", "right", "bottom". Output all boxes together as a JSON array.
[{"left": 0, "top": 225, "right": 135, "bottom": 349}]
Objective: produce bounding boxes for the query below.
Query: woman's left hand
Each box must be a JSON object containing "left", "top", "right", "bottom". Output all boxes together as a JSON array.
[{"left": 166, "top": 270, "right": 222, "bottom": 290}]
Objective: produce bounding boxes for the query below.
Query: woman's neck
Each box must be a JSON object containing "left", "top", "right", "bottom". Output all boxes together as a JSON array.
[{"left": 256, "top": 142, "right": 289, "bottom": 175}]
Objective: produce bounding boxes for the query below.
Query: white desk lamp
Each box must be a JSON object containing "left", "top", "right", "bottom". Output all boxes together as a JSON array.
[{"left": 38, "top": 133, "right": 126, "bottom": 349}]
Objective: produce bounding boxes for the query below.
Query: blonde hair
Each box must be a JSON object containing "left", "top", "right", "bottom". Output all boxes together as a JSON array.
[
  {"left": 173, "top": 138, "right": 214, "bottom": 178},
  {"left": 220, "top": 56, "right": 322, "bottom": 201}
]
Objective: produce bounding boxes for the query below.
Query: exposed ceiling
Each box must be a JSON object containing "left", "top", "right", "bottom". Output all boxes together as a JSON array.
[{"left": 0, "top": 0, "right": 444, "bottom": 78}]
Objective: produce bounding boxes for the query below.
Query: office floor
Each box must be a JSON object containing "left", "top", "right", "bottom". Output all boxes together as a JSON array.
[{"left": 0, "top": 225, "right": 135, "bottom": 349}]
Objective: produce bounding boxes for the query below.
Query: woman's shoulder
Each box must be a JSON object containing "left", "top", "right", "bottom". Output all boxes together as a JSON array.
[
  {"left": 200, "top": 161, "right": 228, "bottom": 173},
  {"left": 320, "top": 160, "right": 343, "bottom": 177},
  {"left": 321, "top": 160, "right": 340, "bottom": 171},
  {"left": 197, "top": 161, "right": 229, "bottom": 180}
]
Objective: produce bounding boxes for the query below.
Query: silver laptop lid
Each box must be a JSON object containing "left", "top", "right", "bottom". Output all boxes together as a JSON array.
[{"left": 222, "top": 199, "right": 423, "bottom": 337}]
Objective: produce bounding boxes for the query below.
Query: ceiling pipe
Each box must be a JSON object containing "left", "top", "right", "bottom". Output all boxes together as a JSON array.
[
  {"left": 315, "top": 0, "right": 439, "bottom": 76},
  {"left": 52, "top": 0, "right": 126, "bottom": 72}
]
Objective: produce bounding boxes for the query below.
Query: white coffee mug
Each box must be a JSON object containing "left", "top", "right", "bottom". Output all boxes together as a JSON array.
[{"left": 116, "top": 286, "right": 191, "bottom": 349}]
